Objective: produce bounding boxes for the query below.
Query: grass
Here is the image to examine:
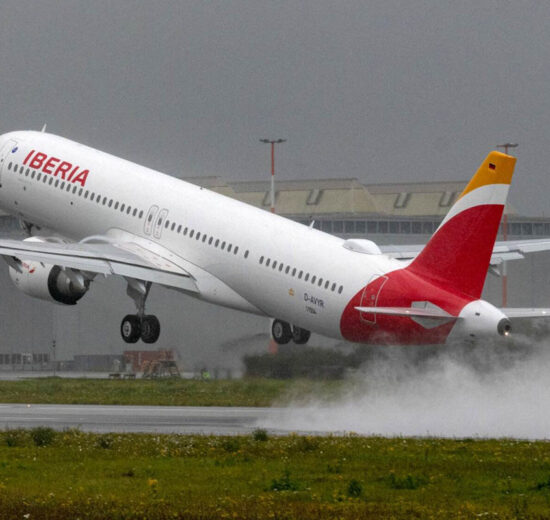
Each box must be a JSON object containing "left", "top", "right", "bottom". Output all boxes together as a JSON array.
[
  {"left": 0, "top": 377, "right": 343, "bottom": 407},
  {"left": 0, "top": 430, "right": 550, "bottom": 518}
]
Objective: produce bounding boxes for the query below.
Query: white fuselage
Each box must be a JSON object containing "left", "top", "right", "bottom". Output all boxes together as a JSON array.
[{"left": 0, "top": 131, "right": 401, "bottom": 340}]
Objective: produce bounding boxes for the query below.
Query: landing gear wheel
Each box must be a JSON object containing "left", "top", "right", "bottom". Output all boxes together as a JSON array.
[
  {"left": 141, "top": 315, "right": 161, "bottom": 344},
  {"left": 121, "top": 315, "right": 141, "bottom": 344},
  {"left": 292, "top": 325, "right": 311, "bottom": 345},
  {"left": 272, "top": 319, "right": 292, "bottom": 345}
]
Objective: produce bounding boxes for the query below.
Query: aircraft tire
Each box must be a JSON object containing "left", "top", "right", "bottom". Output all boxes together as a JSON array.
[
  {"left": 141, "top": 315, "right": 161, "bottom": 344},
  {"left": 272, "top": 319, "right": 292, "bottom": 344},
  {"left": 121, "top": 314, "right": 141, "bottom": 343},
  {"left": 292, "top": 325, "right": 311, "bottom": 345}
]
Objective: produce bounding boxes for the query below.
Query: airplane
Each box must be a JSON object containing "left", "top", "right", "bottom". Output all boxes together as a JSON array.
[{"left": 0, "top": 129, "right": 549, "bottom": 347}]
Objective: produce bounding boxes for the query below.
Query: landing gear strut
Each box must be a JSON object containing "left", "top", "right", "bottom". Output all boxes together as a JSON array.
[
  {"left": 120, "top": 279, "right": 161, "bottom": 344},
  {"left": 271, "top": 319, "right": 311, "bottom": 345}
]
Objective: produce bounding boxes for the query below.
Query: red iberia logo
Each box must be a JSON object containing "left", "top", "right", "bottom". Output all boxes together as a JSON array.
[{"left": 23, "top": 150, "right": 90, "bottom": 187}]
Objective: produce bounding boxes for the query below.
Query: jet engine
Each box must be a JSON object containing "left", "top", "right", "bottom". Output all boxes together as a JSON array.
[{"left": 9, "top": 261, "right": 89, "bottom": 305}]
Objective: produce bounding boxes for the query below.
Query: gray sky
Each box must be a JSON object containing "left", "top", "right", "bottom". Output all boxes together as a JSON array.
[{"left": 1, "top": 1, "right": 549, "bottom": 215}]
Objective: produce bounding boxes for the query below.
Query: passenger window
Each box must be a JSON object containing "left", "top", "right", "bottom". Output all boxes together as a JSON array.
[
  {"left": 227, "top": 244, "right": 232, "bottom": 253},
  {"left": 292, "top": 268, "right": 297, "bottom": 276},
  {"left": 25, "top": 169, "right": 29, "bottom": 176},
  {"left": 127, "top": 206, "right": 131, "bottom": 214},
  {"left": 311, "top": 276, "right": 316, "bottom": 284},
  {"left": 221, "top": 241, "right": 226, "bottom": 250},
  {"left": 67, "top": 184, "right": 71, "bottom": 192},
  {"left": 331, "top": 283, "right": 336, "bottom": 291},
  {"left": 298, "top": 270, "right": 303, "bottom": 279},
  {"left": 79, "top": 188, "right": 83, "bottom": 196},
  {"left": 20, "top": 166, "right": 24, "bottom": 173},
  {"left": 60, "top": 182, "right": 65, "bottom": 190},
  {"left": 148, "top": 213, "right": 153, "bottom": 222},
  {"left": 133, "top": 208, "right": 137, "bottom": 216},
  {"left": 85, "top": 190, "right": 89, "bottom": 198},
  {"left": 7, "top": 163, "right": 11, "bottom": 170},
  {"left": 285, "top": 266, "right": 290, "bottom": 274},
  {"left": 164, "top": 220, "right": 169, "bottom": 229},
  {"left": 103, "top": 197, "right": 107, "bottom": 205},
  {"left": 48, "top": 177, "right": 53, "bottom": 185},
  {"left": 338, "top": 286, "right": 343, "bottom": 294},
  {"left": 244, "top": 250, "right": 249, "bottom": 258},
  {"left": 325, "top": 281, "right": 330, "bottom": 289},
  {"left": 190, "top": 230, "right": 194, "bottom": 238},
  {"left": 209, "top": 237, "right": 213, "bottom": 244},
  {"left": 31, "top": 171, "right": 36, "bottom": 179},
  {"left": 259, "top": 256, "right": 264, "bottom": 264},
  {"left": 279, "top": 264, "right": 283, "bottom": 272},
  {"left": 234, "top": 247, "right": 238, "bottom": 255},
  {"left": 184, "top": 227, "right": 188, "bottom": 235},
  {"left": 177, "top": 224, "right": 182, "bottom": 233},
  {"left": 272, "top": 261, "right": 277, "bottom": 269},
  {"left": 318, "top": 278, "right": 323, "bottom": 287},
  {"left": 266, "top": 259, "right": 271, "bottom": 267},
  {"left": 196, "top": 232, "right": 201, "bottom": 240},
  {"left": 108, "top": 199, "right": 113, "bottom": 207},
  {"left": 55, "top": 180, "right": 60, "bottom": 188},
  {"left": 305, "top": 273, "right": 310, "bottom": 281},
  {"left": 120, "top": 203, "right": 125, "bottom": 212},
  {"left": 139, "top": 211, "right": 144, "bottom": 218},
  {"left": 202, "top": 235, "right": 207, "bottom": 242}
]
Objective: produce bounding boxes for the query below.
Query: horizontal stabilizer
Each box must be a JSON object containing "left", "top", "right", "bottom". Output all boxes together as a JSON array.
[
  {"left": 355, "top": 306, "right": 460, "bottom": 320},
  {"left": 381, "top": 238, "right": 550, "bottom": 266},
  {"left": 502, "top": 308, "right": 550, "bottom": 318}
]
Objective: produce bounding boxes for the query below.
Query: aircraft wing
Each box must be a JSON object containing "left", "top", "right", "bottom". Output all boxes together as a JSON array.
[
  {"left": 380, "top": 238, "right": 550, "bottom": 266},
  {"left": 0, "top": 238, "right": 198, "bottom": 292}
]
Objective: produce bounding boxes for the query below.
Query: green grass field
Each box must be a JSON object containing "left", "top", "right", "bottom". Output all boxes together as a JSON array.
[
  {"left": 0, "top": 377, "right": 342, "bottom": 407},
  {"left": 1, "top": 429, "right": 550, "bottom": 519}
]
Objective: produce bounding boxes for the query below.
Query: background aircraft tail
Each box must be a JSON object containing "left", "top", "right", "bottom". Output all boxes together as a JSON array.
[{"left": 407, "top": 151, "right": 516, "bottom": 299}]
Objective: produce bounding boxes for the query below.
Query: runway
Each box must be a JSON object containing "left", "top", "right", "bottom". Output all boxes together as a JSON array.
[{"left": 0, "top": 403, "right": 285, "bottom": 435}]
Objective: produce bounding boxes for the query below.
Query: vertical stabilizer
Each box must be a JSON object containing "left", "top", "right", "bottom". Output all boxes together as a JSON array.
[{"left": 407, "top": 151, "right": 516, "bottom": 298}]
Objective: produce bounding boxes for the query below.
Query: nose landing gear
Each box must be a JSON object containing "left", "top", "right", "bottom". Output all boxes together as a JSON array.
[{"left": 120, "top": 280, "right": 161, "bottom": 344}]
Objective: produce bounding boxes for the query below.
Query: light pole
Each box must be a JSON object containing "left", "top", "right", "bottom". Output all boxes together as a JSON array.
[
  {"left": 260, "top": 138, "right": 286, "bottom": 213},
  {"left": 496, "top": 143, "right": 518, "bottom": 307},
  {"left": 260, "top": 138, "right": 286, "bottom": 355}
]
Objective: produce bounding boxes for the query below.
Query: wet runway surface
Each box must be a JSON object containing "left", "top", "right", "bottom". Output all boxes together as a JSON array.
[{"left": 0, "top": 404, "right": 283, "bottom": 435}]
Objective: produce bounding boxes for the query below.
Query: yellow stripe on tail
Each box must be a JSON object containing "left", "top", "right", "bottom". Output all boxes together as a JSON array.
[{"left": 459, "top": 151, "right": 516, "bottom": 200}]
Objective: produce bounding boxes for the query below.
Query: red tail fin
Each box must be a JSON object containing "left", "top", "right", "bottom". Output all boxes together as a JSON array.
[{"left": 407, "top": 151, "right": 516, "bottom": 298}]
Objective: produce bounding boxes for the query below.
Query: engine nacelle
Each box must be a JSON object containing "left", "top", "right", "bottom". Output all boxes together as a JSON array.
[{"left": 9, "top": 261, "right": 88, "bottom": 305}]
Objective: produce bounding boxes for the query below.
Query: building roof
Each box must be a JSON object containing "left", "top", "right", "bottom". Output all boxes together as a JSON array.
[{"left": 185, "top": 176, "right": 516, "bottom": 217}]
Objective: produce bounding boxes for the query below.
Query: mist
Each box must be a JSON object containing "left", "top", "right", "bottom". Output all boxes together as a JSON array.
[{"left": 262, "top": 335, "right": 550, "bottom": 439}]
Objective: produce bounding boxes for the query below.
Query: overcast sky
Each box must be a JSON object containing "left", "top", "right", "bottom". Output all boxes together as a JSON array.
[{"left": 1, "top": 1, "right": 549, "bottom": 215}]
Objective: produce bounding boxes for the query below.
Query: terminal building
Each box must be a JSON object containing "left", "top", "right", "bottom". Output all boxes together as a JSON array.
[{"left": 0, "top": 175, "right": 549, "bottom": 372}]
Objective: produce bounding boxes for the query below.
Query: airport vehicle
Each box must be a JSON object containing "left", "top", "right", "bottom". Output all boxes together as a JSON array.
[{"left": 0, "top": 130, "right": 548, "bottom": 345}]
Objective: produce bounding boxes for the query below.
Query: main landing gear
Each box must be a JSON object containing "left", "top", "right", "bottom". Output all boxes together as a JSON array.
[
  {"left": 120, "top": 280, "right": 161, "bottom": 344},
  {"left": 271, "top": 319, "right": 311, "bottom": 345}
]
